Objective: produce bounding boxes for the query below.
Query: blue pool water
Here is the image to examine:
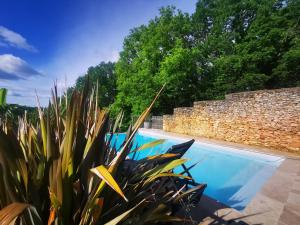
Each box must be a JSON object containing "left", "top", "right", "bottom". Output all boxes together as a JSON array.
[{"left": 110, "top": 131, "right": 284, "bottom": 211}]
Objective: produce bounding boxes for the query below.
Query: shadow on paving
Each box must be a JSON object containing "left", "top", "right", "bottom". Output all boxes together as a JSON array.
[{"left": 175, "top": 195, "right": 267, "bottom": 225}]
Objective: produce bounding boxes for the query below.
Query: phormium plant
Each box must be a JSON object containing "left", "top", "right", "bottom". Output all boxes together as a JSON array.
[{"left": 0, "top": 82, "right": 201, "bottom": 225}]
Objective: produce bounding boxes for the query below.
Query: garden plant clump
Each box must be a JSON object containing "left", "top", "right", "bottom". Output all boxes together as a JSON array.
[{"left": 0, "top": 82, "right": 202, "bottom": 225}]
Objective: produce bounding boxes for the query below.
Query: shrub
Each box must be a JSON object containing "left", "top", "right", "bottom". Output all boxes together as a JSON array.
[{"left": 0, "top": 83, "right": 199, "bottom": 225}]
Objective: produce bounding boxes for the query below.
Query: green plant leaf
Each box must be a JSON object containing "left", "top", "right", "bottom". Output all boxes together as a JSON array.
[
  {"left": 145, "top": 172, "right": 191, "bottom": 184},
  {"left": 145, "top": 153, "right": 178, "bottom": 160},
  {"left": 91, "top": 165, "right": 128, "bottom": 202},
  {"left": 0, "top": 88, "right": 7, "bottom": 106},
  {"left": 142, "top": 158, "right": 188, "bottom": 178},
  {"left": 131, "top": 139, "right": 166, "bottom": 153}
]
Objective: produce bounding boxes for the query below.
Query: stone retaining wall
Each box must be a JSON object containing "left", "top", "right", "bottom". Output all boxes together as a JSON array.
[
  {"left": 151, "top": 116, "right": 163, "bottom": 129},
  {"left": 163, "top": 87, "right": 300, "bottom": 152}
]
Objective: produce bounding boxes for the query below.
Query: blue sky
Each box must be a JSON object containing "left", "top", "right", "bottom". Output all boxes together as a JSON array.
[{"left": 0, "top": 0, "right": 197, "bottom": 106}]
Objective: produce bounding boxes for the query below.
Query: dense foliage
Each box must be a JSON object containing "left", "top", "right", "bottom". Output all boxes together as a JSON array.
[
  {"left": 0, "top": 104, "right": 38, "bottom": 124},
  {"left": 72, "top": 62, "right": 116, "bottom": 108},
  {"left": 111, "top": 0, "right": 300, "bottom": 116},
  {"left": 112, "top": 7, "right": 196, "bottom": 116},
  {"left": 0, "top": 88, "right": 38, "bottom": 125}
]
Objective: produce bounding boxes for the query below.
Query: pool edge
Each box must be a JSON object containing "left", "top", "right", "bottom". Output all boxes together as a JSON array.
[
  {"left": 138, "top": 128, "right": 286, "bottom": 162},
  {"left": 139, "top": 128, "right": 300, "bottom": 225}
]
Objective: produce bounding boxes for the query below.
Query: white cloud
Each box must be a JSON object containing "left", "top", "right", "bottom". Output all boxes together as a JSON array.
[
  {"left": 1, "top": 79, "right": 53, "bottom": 106},
  {"left": 0, "top": 54, "right": 42, "bottom": 80},
  {"left": 0, "top": 72, "right": 70, "bottom": 106},
  {"left": 0, "top": 26, "right": 37, "bottom": 52}
]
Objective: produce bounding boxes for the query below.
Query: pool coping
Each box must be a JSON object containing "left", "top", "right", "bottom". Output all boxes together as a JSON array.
[
  {"left": 139, "top": 128, "right": 300, "bottom": 225},
  {"left": 139, "top": 128, "right": 300, "bottom": 160}
]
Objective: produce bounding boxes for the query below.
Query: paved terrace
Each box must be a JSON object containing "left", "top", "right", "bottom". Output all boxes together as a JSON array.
[{"left": 139, "top": 128, "right": 300, "bottom": 225}]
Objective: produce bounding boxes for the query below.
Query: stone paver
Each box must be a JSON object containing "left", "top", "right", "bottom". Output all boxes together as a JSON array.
[
  {"left": 260, "top": 171, "right": 294, "bottom": 203},
  {"left": 278, "top": 206, "right": 300, "bottom": 225},
  {"left": 243, "top": 193, "right": 285, "bottom": 225}
]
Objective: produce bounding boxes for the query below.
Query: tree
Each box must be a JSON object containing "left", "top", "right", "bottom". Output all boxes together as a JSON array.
[
  {"left": 113, "top": 6, "right": 195, "bottom": 116},
  {"left": 112, "top": 0, "right": 300, "bottom": 118},
  {"left": 75, "top": 62, "right": 116, "bottom": 108},
  {"left": 192, "top": 0, "right": 300, "bottom": 97}
]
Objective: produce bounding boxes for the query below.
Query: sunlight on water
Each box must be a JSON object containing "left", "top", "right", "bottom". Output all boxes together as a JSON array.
[{"left": 110, "top": 132, "right": 284, "bottom": 211}]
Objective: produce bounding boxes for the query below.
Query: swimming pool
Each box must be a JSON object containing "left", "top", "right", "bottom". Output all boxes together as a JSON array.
[{"left": 110, "top": 130, "right": 284, "bottom": 211}]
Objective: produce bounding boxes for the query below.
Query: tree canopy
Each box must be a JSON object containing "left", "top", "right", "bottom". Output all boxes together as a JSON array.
[
  {"left": 70, "top": 0, "right": 299, "bottom": 118},
  {"left": 111, "top": 0, "right": 299, "bottom": 117},
  {"left": 74, "top": 61, "right": 116, "bottom": 108}
]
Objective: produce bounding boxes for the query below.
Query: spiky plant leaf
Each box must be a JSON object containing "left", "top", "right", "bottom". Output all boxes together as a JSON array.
[
  {"left": 0, "top": 82, "right": 203, "bottom": 225},
  {"left": 0, "top": 202, "right": 29, "bottom": 225},
  {"left": 132, "top": 139, "right": 166, "bottom": 153},
  {"left": 90, "top": 165, "right": 128, "bottom": 202}
]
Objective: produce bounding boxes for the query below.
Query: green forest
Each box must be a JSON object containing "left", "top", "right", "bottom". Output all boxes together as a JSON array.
[
  {"left": 2, "top": 0, "right": 300, "bottom": 120},
  {"left": 75, "top": 0, "right": 299, "bottom": 118}
]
